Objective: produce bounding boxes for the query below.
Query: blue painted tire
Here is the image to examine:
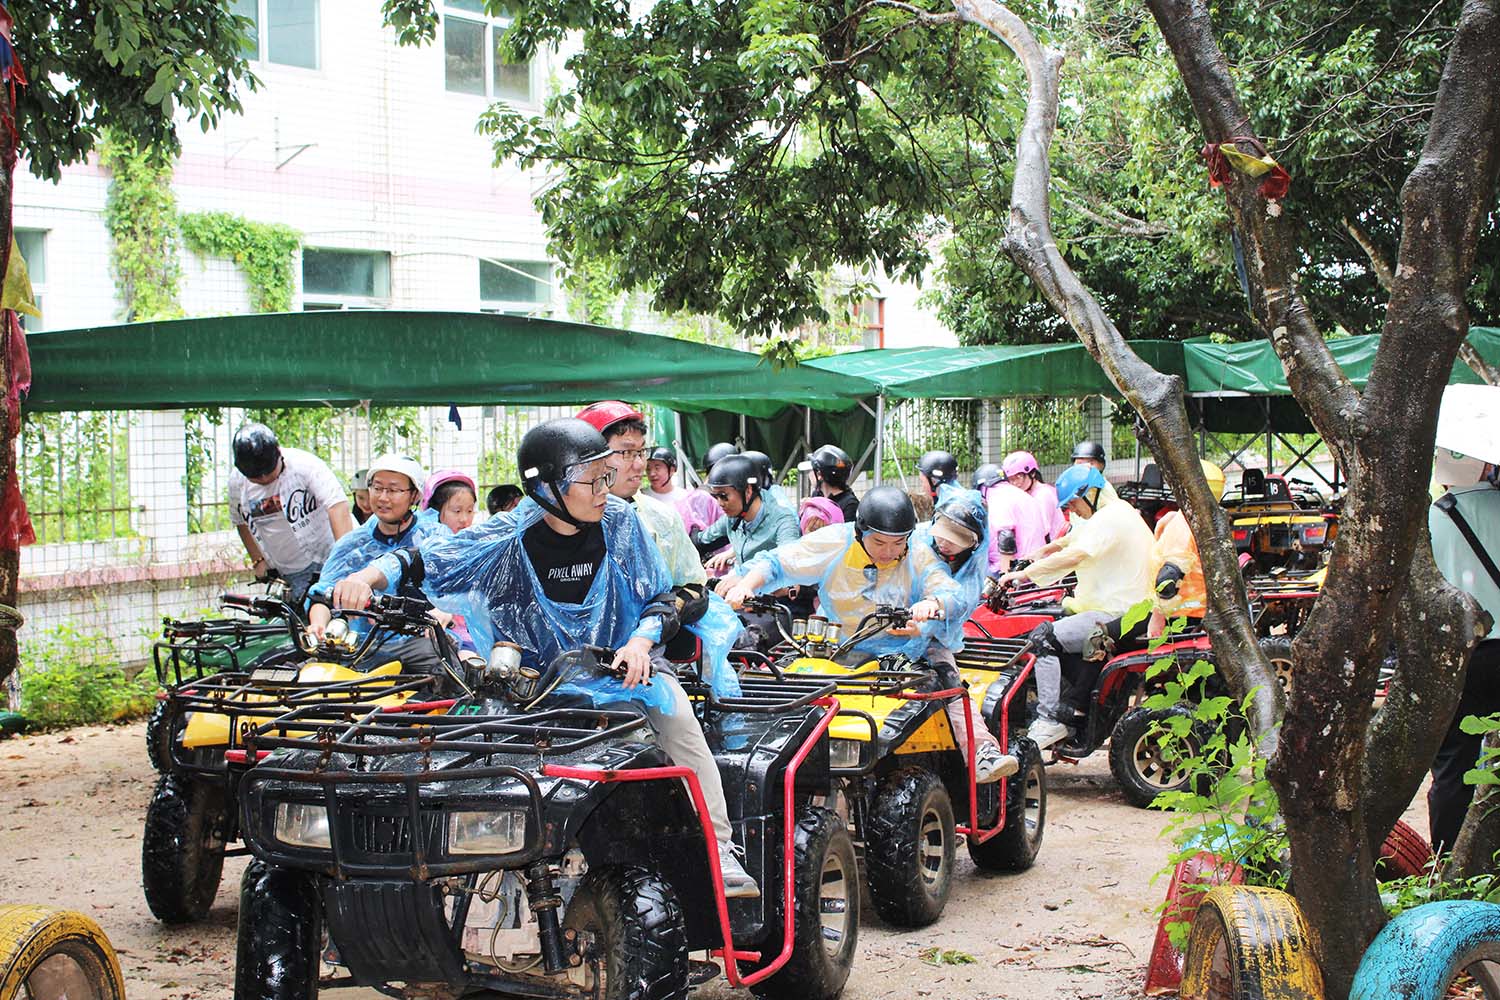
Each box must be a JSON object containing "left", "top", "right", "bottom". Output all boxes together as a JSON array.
[{"left": 1351, "top": 900, "right": 1500, "bottom": 1000}]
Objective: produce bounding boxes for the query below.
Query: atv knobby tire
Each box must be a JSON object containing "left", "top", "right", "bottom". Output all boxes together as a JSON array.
[
  {"left": 144, "top": 698, "right": 174, "bottom": 773},
  {"left": 562, "top": 864, "right": 690, "bottom": 1000},
  {"left": 1109, "top": 705, "right": 1206, "bottom": 809},
  {"left": 234, "top": 859, "right": 322, "bottom": 1000},
  {"left": 967, "top": 737, "right": 1045, "bottom": 872},
  {"left": 1258, "top": 636, "right": 1295, "bottom": 702},
  {"left": 141, "top": 772, "right": 227, "bottom": 924},
  {"left": 747, "top": 806, "right": 858, "bottom": 1000},
  {"left": 0, "top": 904, "right": 126, "bottom": 1000},
  {"left": 865, "top": 767, "right": 954, "bottom": 927}
]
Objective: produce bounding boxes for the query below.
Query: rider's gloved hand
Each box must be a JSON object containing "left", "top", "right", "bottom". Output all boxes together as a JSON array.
[{"left": 612, "top": 636, "right": 655, "bottom": 688}]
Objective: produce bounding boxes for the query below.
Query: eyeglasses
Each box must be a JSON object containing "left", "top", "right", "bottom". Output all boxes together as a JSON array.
[
  {"left": 611, "top": 447, "right": 649, "bottom": 462},
  {"left": 568, "top": 468, "right": 617, "bottom": 495},
  {"left": 369, "top": 484, "right": 414, "bottom": 497}
]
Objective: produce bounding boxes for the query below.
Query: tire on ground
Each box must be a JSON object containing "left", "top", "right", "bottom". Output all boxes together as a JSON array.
[
  {"left": 562, "top": 864, "right": 690, "bottom": 1000},
  {"left": 1375, "top": 819, "right": 1434, "bottom": 879},
  {"left": 1258, "top": 636, "right": 1295, "bottom": 703},
  {"left": 0, "top": 904, "right": 126, "bottom": 1000},
  {"left": 144, "top": 698, "right": 175, "bottom": 773},
  {"left": 864, "top": 767, "right": 955, "bottom": 927},
  {"left": 234, "top": 859, "right": 323, "bottom": 1000},
  {"left": 141, "top": 772, "right": 228, "bottom": 924},
  {"left": 1180, "top": 885, "right": 1324, "bottom": 1000},
  {"left": 1350, "top": 899, "right": 1500, "bottom": 1000},
  {"left": 748, "top": 806, "right": 859, "bottom": 1000},
  {"left": 967, "top": 736, "right": 1045, "bottom": 872},
  {"left": 1109, "top": 705, "right": 1205, "bottom": 809}
]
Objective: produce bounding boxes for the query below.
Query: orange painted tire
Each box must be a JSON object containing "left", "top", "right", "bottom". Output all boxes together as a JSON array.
[{"left": 1180, "top": 886, "right": 1324, "bottom": 1000}]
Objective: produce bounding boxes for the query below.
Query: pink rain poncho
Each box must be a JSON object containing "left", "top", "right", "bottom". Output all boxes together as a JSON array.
[{"left": 983, "top": 481, "right": 1050, "bottom": 574}]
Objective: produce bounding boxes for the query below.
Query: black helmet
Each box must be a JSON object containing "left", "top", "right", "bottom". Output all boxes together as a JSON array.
[
  {"left": 1071, "top": 440, "right": 1107, "bottom": 463},
  {"left": 647, "top": 446, "right": 677, "bottom": 468},
  {"left": 705, "top": 442, "right": 739, "bottom": 468},
  {"left": 972, "top": 463, "right": 1003, "bottom": 490},
  {"left": 809, "top": 444, "right": 852, "bottom": 487},
  {"left": 935, "top": 492, "right": 986, "bottom": 546},
  {"left": 232, "top": 422, "right": 281, "bottom": 479},
  {"left": 742, "top": 449, "right": 775, "bottom": 488},
  {"left": 918, "top": 450, "right": 958, "bottom": 490},
  {"left": 855, "top": 485, "right": 916, "bottom": 538},
  {"left": 706, "top": 454, "right": 760, "bottom": 502},
  {"left": 517, "top": 418, "right": 613, "bottom": 523}
]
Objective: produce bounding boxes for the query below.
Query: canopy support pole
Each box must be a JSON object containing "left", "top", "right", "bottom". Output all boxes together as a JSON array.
[{"left": 873, "top": 394, "right": 886, "bottom": 485}]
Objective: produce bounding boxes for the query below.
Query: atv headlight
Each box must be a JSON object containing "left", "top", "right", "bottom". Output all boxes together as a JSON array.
[
  {"left": 274, "top": 802, "right": 331, "bottom": 849},
  {"left": 829, "top": 739, "right": 863, "bottom": 769},
  {"left": 448, "top": 810, "right": 527, "bottom": 855}
]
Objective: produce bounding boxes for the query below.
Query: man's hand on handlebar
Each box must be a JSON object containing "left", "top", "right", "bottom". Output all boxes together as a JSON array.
[
  {"left": 306, "top": 602, "right": 331, "bottom": 642},
  {"left": 995, "top": 570, "right": 1028, "bottom": 590},
  {"left": 611, "top": 636, "right": 655, "bottom": 688},
  {"left": 704, "top": 549, "right": 735, "bottom": 575},
  {"left": 909, "top": 599, "right": 944, "bottom": 623}
]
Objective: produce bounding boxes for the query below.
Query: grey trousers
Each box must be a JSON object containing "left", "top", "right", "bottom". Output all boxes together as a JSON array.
[
  {"left": 1033, "top": 610, "right": 1116, "bottom": 722},
  {"left": 644, "top": 672, "right": 735, "bottom": 850}
]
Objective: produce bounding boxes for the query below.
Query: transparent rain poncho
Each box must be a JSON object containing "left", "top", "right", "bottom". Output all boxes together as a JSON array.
[
  {"left": 633, "top": 493, "right": 707, "bottom": 587},
  {"left": 917, "top": 487, "right": 990, "bottom": 652},
  {"left": 308, "top": 510, "right": 447, "bottom": 638},
  {"left": 743, "top": 523, "right": 958, "bottom": 659}
]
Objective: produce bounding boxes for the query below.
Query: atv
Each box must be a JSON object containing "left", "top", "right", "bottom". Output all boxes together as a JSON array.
[
  {"left": 232, "top": 639, "right": 858, "bottom": 1000},
  {"left": 740, "top": 597, "right": 1046, "bottom": 929},
  {"left": 141, "top": 592, "right": 456, "bottom": 924},
  {"left": 1221, "top": 468, "right": 1338, "bottom": 573}
]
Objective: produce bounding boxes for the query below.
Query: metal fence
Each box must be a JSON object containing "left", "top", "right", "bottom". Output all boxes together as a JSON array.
[
  {"left": 19, "top": 410, "right": 137, "bottom": 544},
  {"left": 474, "top": 404, "right": 578, "bottom": 488}
]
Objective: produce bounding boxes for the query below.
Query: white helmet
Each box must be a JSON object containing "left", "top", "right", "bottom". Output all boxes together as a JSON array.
[{"left": 366, "top": 454, "right": 425, "bottom": 496}]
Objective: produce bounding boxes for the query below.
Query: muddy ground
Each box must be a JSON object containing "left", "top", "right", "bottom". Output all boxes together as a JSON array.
[{"left": 0, "top": 721, "right": 1431, "bottom": 1000}]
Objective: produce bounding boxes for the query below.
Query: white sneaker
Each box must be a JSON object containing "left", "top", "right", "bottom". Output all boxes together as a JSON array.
[
  {"left": 1027, "top": 717, "right": 1071, "bottom": 750},
  {"left": 974, "top": 744, "right": 1019, "bottom": 784},
  {"left": 719, "top": 847, "right": 761, "bottom": 899}
]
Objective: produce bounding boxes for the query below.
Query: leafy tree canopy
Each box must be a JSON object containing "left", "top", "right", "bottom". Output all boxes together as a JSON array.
[{"left": 388, "top": 0, "right": 1497, "bottom": 343}]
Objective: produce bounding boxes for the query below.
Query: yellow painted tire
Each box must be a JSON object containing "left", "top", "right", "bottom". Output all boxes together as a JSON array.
[
  {"left": 0, "top": 905, "right": 125, "bottom": 1000},
  {"left": 1180, "top": 886, "right": 1324, "bottom": 1000}
]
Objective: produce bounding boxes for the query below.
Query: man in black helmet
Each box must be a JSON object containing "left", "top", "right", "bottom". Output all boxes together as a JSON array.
[
  {"left": 1068, "top": 441, "right": 1118, "bottom": 504},
  {"left": 807, "top": 443, "right": 860, "bottom": 521},
  {"left": 333, "top": 418, "right": 759, "bottom": 898},
  {"left": 642, "top": 446, "right": 689, "bottom": 506},
  {"left": 228, "top": 422, "right": 352, "bottom": 603},
  {"left": 694, "top": 454, "right": 800, "bottom": 579},
  {"left": 917, "top": 450, "right": 959, "bottom": 500}
]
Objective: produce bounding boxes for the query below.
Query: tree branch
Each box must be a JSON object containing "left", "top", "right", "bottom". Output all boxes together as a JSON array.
[{"left": 1343, "top": 215, "right": 1395, "bottom": 292}]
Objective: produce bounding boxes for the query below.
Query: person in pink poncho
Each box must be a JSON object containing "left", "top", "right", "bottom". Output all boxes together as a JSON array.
[
  {"left": 973, "top": 464, "right": 1049, "bottom": 575},
  {"left": 1003, "top": 450, "right": 1068, "bottom": 554}
]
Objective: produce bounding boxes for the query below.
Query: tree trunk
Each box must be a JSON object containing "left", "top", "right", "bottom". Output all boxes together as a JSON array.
[
  {"left": 1145, "top": 1, "right": 1500, "bottom": 995},
  {"left": 0, "top": 79, "right": 17, "bottom": 688}
]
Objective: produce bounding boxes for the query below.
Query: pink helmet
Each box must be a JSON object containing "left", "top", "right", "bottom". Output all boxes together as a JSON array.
[
  {"left": 1001, "top": 450, "right": 1040, "bottom": 478},
  {"left": 421, "top": 468, "right": 477, "bottom": 510}
]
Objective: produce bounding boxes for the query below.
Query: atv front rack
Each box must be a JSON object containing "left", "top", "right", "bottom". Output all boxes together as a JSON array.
[
  {"left": 152, "top": 617, "right": 292, "bottom": 686},
  {"left": 162, "top": 671, "right": 442, "bottom": 776},
  {"left": 955, "top": 635, "right": 1033, "bottom": 673}
]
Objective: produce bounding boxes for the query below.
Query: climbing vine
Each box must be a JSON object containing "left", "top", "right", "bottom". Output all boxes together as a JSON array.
[
  {"left": 179, "top": 211, "right": 301, "bottom": 313},
  {"left": 100, "top": 129, "right": 183, "bottom": 322}
]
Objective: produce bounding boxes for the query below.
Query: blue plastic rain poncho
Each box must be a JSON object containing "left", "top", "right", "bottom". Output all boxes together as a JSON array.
[
  {"left": 742, "top": 523, "right": 959, "bottom": 659},
  {"left": 633, "top": 494, "right": 708, "bottom": 587},
  {"left": 308, "top": 510, "right": 447, "bottom": 637},
  {"left": 916, "top": 487, "right": 990, "bottom": 653}
]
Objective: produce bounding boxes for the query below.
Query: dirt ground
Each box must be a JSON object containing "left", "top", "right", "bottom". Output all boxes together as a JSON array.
[{"left": 0, "top": 720, "right": 1432, "bottom": 1000}]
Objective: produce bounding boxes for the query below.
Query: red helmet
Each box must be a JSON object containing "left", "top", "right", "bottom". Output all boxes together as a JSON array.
[{"left": 576, "top": 400, "right": 645, "bottom": 437}]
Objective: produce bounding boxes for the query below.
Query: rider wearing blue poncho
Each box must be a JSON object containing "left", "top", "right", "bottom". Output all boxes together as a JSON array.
[
  {"left": 722, "top": 485, "right": 1013, "bottom": 783},
  {"left": 329, "top": 418, "right": 759, "bottom": 899}
]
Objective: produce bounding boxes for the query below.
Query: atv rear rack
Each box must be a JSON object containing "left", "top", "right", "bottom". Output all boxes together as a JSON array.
[
  {"left": 955, "top": 636, "right": 1033, "bottom": 673},
  {"left": 152, "top": 617, "right": 292, "bottom": 686},
  {"left": 691, "top": 667, "right": 839, "bottom": 714}
]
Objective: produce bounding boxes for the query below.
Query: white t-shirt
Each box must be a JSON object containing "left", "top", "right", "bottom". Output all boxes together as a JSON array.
[
  {"left": 642, "top": 485, "right": 690, "bottom": 506},
  {"left": 229, "top": 447, "right": 347, "bottom": 572}
]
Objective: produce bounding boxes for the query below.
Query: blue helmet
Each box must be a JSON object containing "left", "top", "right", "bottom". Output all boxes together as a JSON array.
[{"left": 1055, "top": 464, "right": 1108, "bottom": 509}]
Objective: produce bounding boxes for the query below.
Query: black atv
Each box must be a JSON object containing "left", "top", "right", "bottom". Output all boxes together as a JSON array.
[
  {"left": 141, "top": 593, "right": 457, "bottom": 924},
  {"left": 741, "top": 598, "right": 1046, "bottom": 929},
  {"left": 231, "top": 640, "right": 858, "bottom": 1000}
]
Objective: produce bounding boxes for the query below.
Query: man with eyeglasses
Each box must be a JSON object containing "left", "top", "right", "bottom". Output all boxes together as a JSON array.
[
  {"left": 228, "top": 421, "right": 353, "bottom": 603},
  {"left": 331, "top": 419, "right": 760, "bottom": 897},
  {"left": 693, "top": 454, "right": 800, "bottom": 581},
  {"left": 576, "top": 401, "right": 706, "bottom": 587},
  {"left": 306, "top": 454, "right": 449, "bottom": 672}
]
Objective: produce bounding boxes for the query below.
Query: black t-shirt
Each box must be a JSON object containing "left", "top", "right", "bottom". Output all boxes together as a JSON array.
[
  {"left": 831, "top": 489, "right": 860, "bottom": 522},
  {"left": 523, "top": 519, "right": 607, "bottom": 605}
]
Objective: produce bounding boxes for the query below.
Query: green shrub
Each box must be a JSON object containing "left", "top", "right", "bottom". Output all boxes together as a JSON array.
[{"left": 17, "top": 622, "right": 157, "bottom": 729}]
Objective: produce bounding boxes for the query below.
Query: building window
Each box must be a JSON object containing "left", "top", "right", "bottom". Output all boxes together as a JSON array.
[
  {"left": 302, "top": 249, "right": 391, "bottom": 309},
  {"left": 233, "top": 0, "right": 320, "bottom": 70},
  {"left": 479, "top": 259, "right": 551, "bottom": 315},
  {"left": 443, "top": 2, "right": 533, "bottom": 103},
  {"left": 14, "top": 229, "right": 44, "bottom": 332},
  {"left": 856, "top": 297, "right": 885, "bottom": 349}
]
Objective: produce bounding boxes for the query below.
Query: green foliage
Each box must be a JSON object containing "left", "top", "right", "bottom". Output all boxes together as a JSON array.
[
  {"left": 13, "top": 1, "right": 259, "bottom": 182},
  {"left": 18, "top": 622, "right": 156, "bottom": 728},
  {"left": 179, "top": 212, "right": 302, "bottom": 313},
  {"left": 1461, "top": 712, "right": 1500, "bottom": 787},
  {"left": 20, "top": 411, "right": 136, "bottom": 544},
  {"left": 1378, "top": 864, "right": 1500, "bottom": 918},
  {"left": 100, "top": 130, "right": 183, "bottom": 322}
]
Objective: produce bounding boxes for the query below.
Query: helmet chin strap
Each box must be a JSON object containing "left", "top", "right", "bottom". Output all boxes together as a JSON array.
[{"left": 533, "top": 481, "right": 586, "bottom": 528}]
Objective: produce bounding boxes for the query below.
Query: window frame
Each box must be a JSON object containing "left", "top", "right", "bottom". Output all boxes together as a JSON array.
[
  {"left": 14, "top": 228, "right": 44, "bottom": 332},
  {"left": 478, "top": 257, "right": 554, "bottom": 316},
  {"left": 440, "top": 2, "right": 536, "bottom": 105},
  {"left": 235, "top": 0, "right": 322, "bottom": 71},
  {"left": 300, "top": 248, "right": 392, "bottom": 310}
]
